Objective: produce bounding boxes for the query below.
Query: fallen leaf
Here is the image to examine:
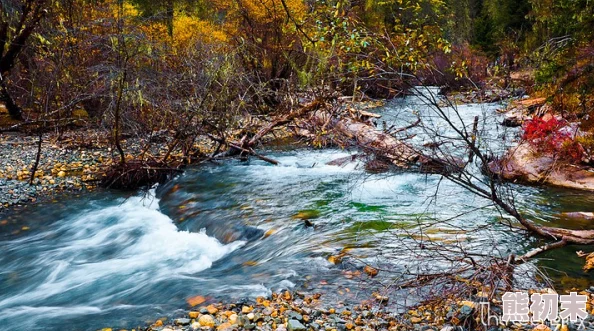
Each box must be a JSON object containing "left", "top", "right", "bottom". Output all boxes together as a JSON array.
[
  {"left": 187, "top": 295, "right": 206, "bottom": 307},
  {"left": 363, "top": 265, "right": 378, "bottom": 277}
]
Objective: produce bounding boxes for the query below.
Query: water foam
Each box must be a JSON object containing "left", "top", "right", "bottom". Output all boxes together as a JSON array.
[{"left": 0, "top": 192, "right": 243, "bottom": 328}]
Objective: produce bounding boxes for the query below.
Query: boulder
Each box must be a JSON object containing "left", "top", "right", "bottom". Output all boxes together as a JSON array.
[{"left": 490, "top": 143, "right": 594, "bottom": 191}]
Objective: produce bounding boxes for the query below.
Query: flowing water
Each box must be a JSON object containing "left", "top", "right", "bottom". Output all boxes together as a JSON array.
[{"left": 1, "top": 93, "right": 593, "bottom": 331}]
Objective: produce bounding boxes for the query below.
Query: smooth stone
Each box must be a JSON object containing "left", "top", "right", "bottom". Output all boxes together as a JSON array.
[
  {"left": 238, "top": 315, "right": 250, "bottom": 326},
  {"left": 206, "top": 305, "right": 219, "bottom": 314},
  {"left": 288, "top": 311, "right": 303, "bottom": 321},
  {"left": 217, "top": 322, "right": 233, "bottom": 330},
  {"left": 198, "top": 314, "right": 215, "bottom": 327},
  {"left": 287, "top": 319, "right": 307, "bottom": 331},
  {"left": 175, "top": 318, "right": 191, "bottom": 325}
]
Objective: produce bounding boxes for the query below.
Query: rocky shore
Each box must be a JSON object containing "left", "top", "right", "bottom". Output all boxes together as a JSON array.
[
  {"left": 130, "top": 288, "right": 594, "bottom": 331},
  {"left": 0, "top": 130, "right": 110, "bottom": 212},
  {"left": 0, "top": 128, "right": 202, "bottom": 213}
]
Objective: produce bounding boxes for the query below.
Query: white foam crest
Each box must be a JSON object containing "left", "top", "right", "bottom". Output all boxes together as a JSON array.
[
  {"left": 246, "top": 150, "right": 361, "bottom": 178},
  {"left": 350, "top": 173, "right": 426, "bottom": 202},
  {"left": 0, "top": 192, "right": 242, "bottom": 309}
]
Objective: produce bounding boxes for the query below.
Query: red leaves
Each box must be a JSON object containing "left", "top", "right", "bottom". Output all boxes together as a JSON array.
[
  {"left": 522, "top": 116, "right": 566, "bottom": 141},
  {"left": 522, "top": 116, "right": 584, "bottom": 162}
]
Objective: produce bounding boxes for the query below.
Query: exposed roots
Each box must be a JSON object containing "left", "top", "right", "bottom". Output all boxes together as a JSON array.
[{"left": 101, "top": 160, "right": 183, "bottom": 190}]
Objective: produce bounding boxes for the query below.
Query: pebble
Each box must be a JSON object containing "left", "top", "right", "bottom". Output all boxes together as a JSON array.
[
  {"left": 198, "top": 314, "right": 215, "bottom": 327},
  {"left": 174, "top": 318, "right": 190, "bottom": 325},
  {"left": 287, "top": 319, "right": 307, "bottom": 331}
]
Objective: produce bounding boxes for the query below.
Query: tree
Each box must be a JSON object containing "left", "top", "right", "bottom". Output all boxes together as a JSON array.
[{"left": 0, "top": 0, "right": 49, "bottom": 120}]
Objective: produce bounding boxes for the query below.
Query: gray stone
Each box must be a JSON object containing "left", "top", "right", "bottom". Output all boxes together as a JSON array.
[
  {"left": 288, "top": 311, "right": 303, "bottom": 321},
  {"left": 287, "top": 319, "right": 307, "bottom": 331},
  {"left": 174, "top": 318, "right": 191, "bottom": 325}
]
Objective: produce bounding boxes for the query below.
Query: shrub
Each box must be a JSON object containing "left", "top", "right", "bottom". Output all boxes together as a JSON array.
[{"left": 522, "top": 116, "right": 585, "bottom": 162}]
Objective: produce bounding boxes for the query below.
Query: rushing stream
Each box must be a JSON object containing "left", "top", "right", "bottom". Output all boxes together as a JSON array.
[{"left": 1, "top": 93, "right": 593, "bottom": 331}]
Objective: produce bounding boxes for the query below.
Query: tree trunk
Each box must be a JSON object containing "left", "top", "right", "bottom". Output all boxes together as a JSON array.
[{"left": 0, "top": 78, "right": 21, "bottom": 120}]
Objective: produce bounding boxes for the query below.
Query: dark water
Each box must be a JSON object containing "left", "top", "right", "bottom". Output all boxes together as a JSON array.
[{"left": 1, "top": 93, "right": 593, "bottom": 331}]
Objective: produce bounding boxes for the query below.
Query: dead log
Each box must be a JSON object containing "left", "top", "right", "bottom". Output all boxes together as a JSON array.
[
  {"left": 310, "top": 111, "right": 463, "bottom": 174},
  {"left": 222, "top": 99, "right": 325, "bottom": 161},
  {"left": 310, "top": 111, "right": 420, "bottom": 167}
]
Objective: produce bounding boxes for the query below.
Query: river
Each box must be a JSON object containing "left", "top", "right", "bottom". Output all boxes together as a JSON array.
[{"left": 1, "top": 92, "right": 593, "bottom": 330}]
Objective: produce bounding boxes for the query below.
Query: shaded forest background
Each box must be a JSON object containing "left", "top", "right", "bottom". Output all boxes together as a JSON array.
[{"left": 1, "top": 0, "right": 594, "bottom": 165}]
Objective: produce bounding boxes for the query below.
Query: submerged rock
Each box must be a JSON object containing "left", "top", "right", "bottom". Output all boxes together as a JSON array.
[{"left": 561, "top": 212, "right": 594, "bottom": 220}]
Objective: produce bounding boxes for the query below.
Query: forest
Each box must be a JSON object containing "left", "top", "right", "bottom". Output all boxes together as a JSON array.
[{"left": 1, "top": 0, "right": 594, "bottom": 331}]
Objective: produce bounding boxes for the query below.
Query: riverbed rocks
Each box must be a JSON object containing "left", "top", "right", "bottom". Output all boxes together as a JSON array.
[
  {"left": 145, "top": 288, "right": 594, "bottom": 331},
  {"left": 0, "top": 128, "right": 214, "bottom": 213}
]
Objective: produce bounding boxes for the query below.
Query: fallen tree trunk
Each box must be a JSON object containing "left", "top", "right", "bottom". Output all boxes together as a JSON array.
[
  {"left": 220, "top": 99, "right": 325, "bottom": 162},
  {"left": 308, "top": 111, "right": 464, "bottom": 174},
  {"left": 222, "top": 99, "right": 461, "bottom": 174},
  {"left": 309, "top": 110, "right": 420, "bottom": 167}
]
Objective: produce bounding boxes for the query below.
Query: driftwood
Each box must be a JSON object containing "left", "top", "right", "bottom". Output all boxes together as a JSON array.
[
  {"left": 309, "top": 110, "right": 462, "bottom": 174},
  {"left": 222, "top": 99, "right": 460, "bottom": 174},
  {"left": 310, "top": 111, "right": 420, "bottom": 167},
  {"left": 221, "top": 99, "right": 325, "bottom": 164}
]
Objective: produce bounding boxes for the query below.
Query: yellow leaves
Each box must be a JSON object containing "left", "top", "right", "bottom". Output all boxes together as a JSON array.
[
  {"left": 140, "top": 15, "right": 229, "bottom": 52},
  {"left": 173, "top": 15, "right": 228, "bottom": 47},
  {"left": 236, "top": 0, "right": 307, "bottom": 25},
  {"left": 577, "top": 250, "right": 594, "bottom": 271},
  {"left": 111, "top": 1, "right": 140, "bottom": 18}
]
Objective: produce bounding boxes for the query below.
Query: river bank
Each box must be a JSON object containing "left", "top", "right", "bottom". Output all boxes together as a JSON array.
[
  {"left": 2, "top": 91, "right": 594, "bottom": 331},
  {"left": 144, "top": 288, "right": 594, "bottom": 331},
  {"left": 0, "top": 130, "right": 106, "bottom": 213}
]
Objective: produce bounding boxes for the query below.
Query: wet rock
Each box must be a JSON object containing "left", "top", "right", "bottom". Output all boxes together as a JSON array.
[
  {"left": 217, "top": 322, "right": 233, "bottom": 330},
  {"left": 561, "top": 212, "right": 594, "bottom": 220},
  {"left": 206, "top": 304, "right": 219, "bottom": 314}
]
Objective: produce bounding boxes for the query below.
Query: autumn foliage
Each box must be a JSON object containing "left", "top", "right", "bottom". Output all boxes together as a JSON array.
[{"left": 522, "top": 116, "right": 585, "bottom": 162}]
